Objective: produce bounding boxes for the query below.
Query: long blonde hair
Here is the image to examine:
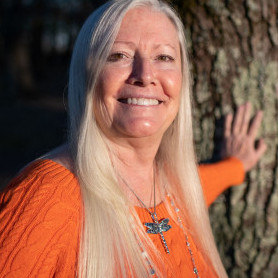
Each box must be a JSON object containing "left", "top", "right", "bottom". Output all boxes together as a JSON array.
[{"left": 68, "top": 0, "right": 227, "bottom": 277}]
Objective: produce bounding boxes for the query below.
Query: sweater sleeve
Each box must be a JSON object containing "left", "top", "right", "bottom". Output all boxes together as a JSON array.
[
  {"left": 198, "top": 157, "right": 245, "bottom": 207},
  {"left": 0, "top": 160, "right": 81, "bottom": 278}
]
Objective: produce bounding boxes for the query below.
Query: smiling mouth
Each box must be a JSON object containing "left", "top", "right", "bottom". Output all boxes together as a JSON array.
[{"left": 118, "top": 97, "right": 162, "bottom": 106}]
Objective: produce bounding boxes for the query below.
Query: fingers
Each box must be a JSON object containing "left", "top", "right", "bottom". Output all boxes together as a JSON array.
[
  {"left": 248, "top": 110, "right": 263, "bottom": 139},
  {"left": 232, "top": 105, "right": 245, "bottom": 134},
  {"left": 222, "top": 102, "right": 266, "bottom": 171},
  {"left": 232, "top": 103, "right": 251, "bottom": 135},
  {"left": 241, "top": 102, "right": 251, "bottom": 134},
  {"left": 224, "top": 114, "right": 233, "bottom": 137},
  {"left": 255, "top": 139, "right": 267, "bottom": 159}
]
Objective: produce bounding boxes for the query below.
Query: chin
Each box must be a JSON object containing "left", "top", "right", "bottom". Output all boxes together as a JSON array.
[{"left": 114, "top": 121, "right": 169, "bottom": 139}]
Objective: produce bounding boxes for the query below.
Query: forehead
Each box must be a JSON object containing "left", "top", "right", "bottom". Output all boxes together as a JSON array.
[{"left": 115, "top": 7, "right": 180, "bottom": 46}]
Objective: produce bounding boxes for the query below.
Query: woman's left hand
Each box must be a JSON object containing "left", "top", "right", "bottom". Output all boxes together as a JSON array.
[{"left": 221, "top": 102, "right": 267, "bottom": 172}]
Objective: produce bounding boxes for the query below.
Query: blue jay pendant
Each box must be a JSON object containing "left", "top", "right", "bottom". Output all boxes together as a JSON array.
[{"left": 144, "top": 213, "right": 172, "bottom": 254}]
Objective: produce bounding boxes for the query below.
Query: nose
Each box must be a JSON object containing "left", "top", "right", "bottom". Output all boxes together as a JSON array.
[{"left": 127, "top": 56, "right": 155, "bottom": 86}]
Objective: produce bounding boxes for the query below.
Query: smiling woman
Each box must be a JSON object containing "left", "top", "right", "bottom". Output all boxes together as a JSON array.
[
  {"left": 0, "top": 0, "right": 265, "bottom": 277},
  {"left": 96, "top": 7, "right": 182, "bottom": 140}
]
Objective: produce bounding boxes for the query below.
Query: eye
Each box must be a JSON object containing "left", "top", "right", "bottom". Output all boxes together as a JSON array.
[
  {"left": 156, "top": 55, "right": 175, "bottom": 62},
  {"left": 107, "top": 52, "right": 127, "bottom": 62}
]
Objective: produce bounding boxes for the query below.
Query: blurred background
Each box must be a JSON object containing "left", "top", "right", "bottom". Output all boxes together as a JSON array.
[
  {"left": 0, "top": 0, "right": 105, "bottom": 186},
  {"left": 1, "top": 0, "right": 278, "bottom": 277}
]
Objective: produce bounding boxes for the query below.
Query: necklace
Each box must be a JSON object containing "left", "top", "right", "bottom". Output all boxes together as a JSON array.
[
  {"left": 118, "top": 165, "right": 172, "bottom": 254},
  {"left": 117, "top": 167, "right": 200, "bottom": 277},
  {"left": 168, "top": 193, "right": 200, "bottom": 278}
]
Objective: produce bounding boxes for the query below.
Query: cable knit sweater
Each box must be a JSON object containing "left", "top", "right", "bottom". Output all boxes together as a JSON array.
[{"left": 0, "top": 158, "right": 244, "bottom": 277}]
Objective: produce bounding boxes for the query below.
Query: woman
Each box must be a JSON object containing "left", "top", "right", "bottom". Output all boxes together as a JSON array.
[{"left": 0, "top": 0, "right": 266, "bottom": 277}]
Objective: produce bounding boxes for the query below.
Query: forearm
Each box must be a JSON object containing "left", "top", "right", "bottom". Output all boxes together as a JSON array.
[{"left": 199, "top": 157, "right": 245, "bottom": 207}]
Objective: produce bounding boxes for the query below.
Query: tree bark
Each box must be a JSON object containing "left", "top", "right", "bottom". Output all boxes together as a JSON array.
[{"left": 170, "top": 0, "right": 278, "bottom": 277}]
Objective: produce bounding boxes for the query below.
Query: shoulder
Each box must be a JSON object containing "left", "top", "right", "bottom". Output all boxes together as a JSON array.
[
  {"left": 0, "top": 159, "right": 81, "bottom": 277},
  {"left": 0, "top": 158, "right": 82, "bottom": 227},
  {"left": 1, "top": 158, "right": 80, "bottom": 209}
]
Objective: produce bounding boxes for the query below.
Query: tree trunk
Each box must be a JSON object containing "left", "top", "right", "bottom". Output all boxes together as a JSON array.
[{"left": 170, "top": 0, "right": 278, "bottom": 277}]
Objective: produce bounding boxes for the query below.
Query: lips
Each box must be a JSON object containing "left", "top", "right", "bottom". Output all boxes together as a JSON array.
[{"left": 118, "top": 97, "right": 162, "bottom": 106}]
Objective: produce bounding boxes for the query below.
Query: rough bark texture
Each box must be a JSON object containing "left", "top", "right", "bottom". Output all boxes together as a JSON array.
[{"left": 170, "top": 0, "right": 278, "bottom": 277}]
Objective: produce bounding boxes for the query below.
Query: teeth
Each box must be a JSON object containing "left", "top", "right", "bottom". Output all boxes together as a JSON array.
[
  {"left": 138, "top": 98, "right": 144, "bottom": 105},
  {"left": 126, "top": 98, "right": 159, "bottom": 106},
  {"left": 150, "top": 99, "right": 159, "bottom": 105}
]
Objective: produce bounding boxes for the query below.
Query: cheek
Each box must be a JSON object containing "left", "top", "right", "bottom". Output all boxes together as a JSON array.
[
  {"left": 94, "top": 69, "right": 126, "bottom": 130},
  {"left": 96, "top": 73, "right": 116, "bottom": 110},
  {"left": 97, "top": 67, "right": 128, "bottom": 103},
  {"left": 163, "top": 70, "right": 182, "bottom": 99},
  {"left": 97, "top": 71, "right": 114, "bottom": 99}
]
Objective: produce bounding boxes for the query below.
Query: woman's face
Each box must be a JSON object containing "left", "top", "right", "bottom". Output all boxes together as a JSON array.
[{"left": 96, "top": 7, "right": 182, "bottom": 141}]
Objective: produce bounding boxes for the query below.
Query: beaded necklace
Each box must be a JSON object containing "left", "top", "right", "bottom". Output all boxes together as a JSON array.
[
  {"left": 117, "top": 168, "right": 200, "bottom": 277},
  {"left": 167, "top": 193, "right": 200, "bottom": 278}
]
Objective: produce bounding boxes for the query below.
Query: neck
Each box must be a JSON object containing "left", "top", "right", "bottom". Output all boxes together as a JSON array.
[{"left": 107, "top": 137, "right": 163, "bottom": 207}]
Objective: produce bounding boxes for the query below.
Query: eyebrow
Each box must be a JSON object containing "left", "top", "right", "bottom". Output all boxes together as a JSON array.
[
  {"left": 153, "top": 43, "right": 177, "bottom": 51},
  {"left": 113, "top": 41, "right": 136, "bottom": 47},
  {"left": 113, "top": 41, "right": 178, "bottom": 52}
]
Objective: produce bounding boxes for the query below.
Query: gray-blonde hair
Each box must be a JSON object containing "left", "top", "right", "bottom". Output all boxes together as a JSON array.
[{"left": 68, "top": 0, "right": 227, "bottom": 277}]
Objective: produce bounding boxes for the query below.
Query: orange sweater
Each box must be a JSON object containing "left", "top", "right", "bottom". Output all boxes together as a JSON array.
[{"left": 0, "top": 158, "right": 244, "bottom": 278}]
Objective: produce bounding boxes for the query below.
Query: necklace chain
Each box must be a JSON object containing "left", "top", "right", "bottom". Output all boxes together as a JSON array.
[
  {"left": 116, "top": 167, "right": 199, "bottom": 277},
  {"left": 117, "top": 165, "right": 171, "bottom": 254},
  {"left": 168, "top": 193, "right": 200, "bottom": 278}
]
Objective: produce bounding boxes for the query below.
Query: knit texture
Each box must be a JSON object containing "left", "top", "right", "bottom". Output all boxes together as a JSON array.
[
  {"left": 0, "top": 158, "right": 244, "bottom": 277},
  {"left": 0, "top": 160, "right": 81, "bottom": 278},
  {"left": 199, "top": 157, "right": 245, "bottom": 206}
]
